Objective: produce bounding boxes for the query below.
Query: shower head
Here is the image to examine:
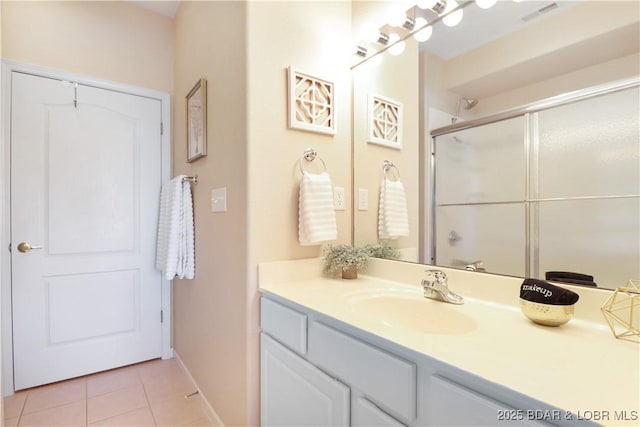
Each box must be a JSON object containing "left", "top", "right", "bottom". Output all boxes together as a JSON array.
[
  {"left": 451, "top": 97, "right": 479, "bottom": 123},
  {"left": 461, "top": 98, "right": 478, "bottom": 110}
]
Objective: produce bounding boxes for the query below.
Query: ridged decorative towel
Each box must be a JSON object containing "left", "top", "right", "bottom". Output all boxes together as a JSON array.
[
  {"left": 156, "top": 175, "right": 195, "bottom": 280},
  {"left": 378, "top": 178, "right": 409, "bottom": 239},
  {"left": 298, "top": 171, "right": 338, "bottom": 246}
]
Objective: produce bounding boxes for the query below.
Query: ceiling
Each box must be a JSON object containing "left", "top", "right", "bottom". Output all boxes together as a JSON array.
[
  {"left": 128, "top": 0, "right": 180, "bottom": 18},
  {"left": 421, "top": 0, "right": 579, "bottom": 59}
]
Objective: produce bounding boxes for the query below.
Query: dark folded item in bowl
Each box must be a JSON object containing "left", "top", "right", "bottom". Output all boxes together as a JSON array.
[
  {"left": 545, "top": 271, "right": 596, "bottom": 287},
  {"left": 548, "top": 277, "right": 597, "bottom": 287},
  {"left": 545, "top": 271, "right": 593, "bottom": 282},
  {"left": 520, "top": 278, "right": 580, "bottom": 306}
]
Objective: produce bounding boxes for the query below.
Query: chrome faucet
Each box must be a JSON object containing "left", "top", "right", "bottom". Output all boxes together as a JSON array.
[
  {"left": 464, "top": 260, "right": 485, "bottom": 272},
  {"left": 422, "top": 270, "right": 464, "bottom": 305}
]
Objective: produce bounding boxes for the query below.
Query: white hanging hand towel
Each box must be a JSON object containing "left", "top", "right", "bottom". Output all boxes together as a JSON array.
[
  {"left": 156, "top": 175, "right": 195, "bottom": 280},
  {"left": 378, "top": 178, "right": 409, "bottom": 239},
  {"left": 298, "top": 171, "right": 338, "bottom": 246}
]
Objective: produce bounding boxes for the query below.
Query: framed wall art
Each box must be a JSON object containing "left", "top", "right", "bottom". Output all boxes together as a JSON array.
[
  {"left": 368, "top": 94, "right": 403, "bottom": 150},
  {"left": 287, "top": 66, "right": 336, "bottom": 135},
  {"left": 186, "top": 78, "right": 207, "bottom": 162}
]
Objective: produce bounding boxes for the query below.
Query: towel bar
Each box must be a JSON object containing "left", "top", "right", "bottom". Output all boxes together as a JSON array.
[{"left": 182, "top": 175, "right": 198, "bottom": 185}]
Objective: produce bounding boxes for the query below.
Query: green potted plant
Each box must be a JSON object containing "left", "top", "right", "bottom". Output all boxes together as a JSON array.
[
  {"left": 364, "top": 240, "right": 401, "bottom": 260},
  {"left": 323, "top": 244, "right": 369, "bottom": 279}
]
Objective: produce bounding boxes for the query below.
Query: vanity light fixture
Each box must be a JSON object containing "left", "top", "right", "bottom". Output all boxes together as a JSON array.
[
  {"left": 377, "top": 32, "right": 391, "bottom": 46},
  {"left": 430, "top": 0, "right": 448, "bottom": 14},
  {"left": 352, "top": 0, "right": 474, "bottom": 67},
  {"left": 355, "top": 45, "right": 369, "bottom": 58},
  {"left": 402, "top": 16, "right": 417, "bottom": 31}
]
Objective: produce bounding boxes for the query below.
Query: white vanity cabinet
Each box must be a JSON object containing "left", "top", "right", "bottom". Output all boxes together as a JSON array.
[
  {"left": 260, "top": 294, "right": 592, "bottom": 427},
  {"left": 260, "top": 297, "right": 350, "bottom": 426}
]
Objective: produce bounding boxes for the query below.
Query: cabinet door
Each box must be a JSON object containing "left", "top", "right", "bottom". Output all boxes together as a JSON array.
[
  {"left": 261, "top": 333, "right": 350, "bottom": 427},
  {"left": 352, "top": 397, "right": 406, "bottom": 427},
  {"left": 427, "top": 376, "right": 551, "bottom": 426}
]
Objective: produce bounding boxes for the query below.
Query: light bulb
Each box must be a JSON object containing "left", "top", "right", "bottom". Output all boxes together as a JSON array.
[
  {"left": 475, "top": 0, "right": 497, "bottom": 9},
  {"left": 389, "top": 6, "right": 408, "bottom": 27},
  {"left": 388, "top": 33, "right": 405, "bottom": 56},
  {"left": 389, "top": 41, "right": 406, "bottom": 56},
  {"left": 416, "top": 0, "right": 437, "bottom": 9},
  {"left": 442, "top": 0, "right": 463, "bottom": 27},
  {"left": 413, "top": 18, "right": 433, "bottom": 42},
  {"left": 361, "top": 23, "right": 380, "bottom": 44}
]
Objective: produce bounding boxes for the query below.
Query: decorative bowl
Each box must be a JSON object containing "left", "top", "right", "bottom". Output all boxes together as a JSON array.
[{"left": 519, "top": 298, "right": 575, "bottom": 326}]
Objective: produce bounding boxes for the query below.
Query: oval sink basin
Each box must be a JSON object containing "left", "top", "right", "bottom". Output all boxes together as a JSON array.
[{"left": 345, "top": 288, "right": 477, "bottom": 335}]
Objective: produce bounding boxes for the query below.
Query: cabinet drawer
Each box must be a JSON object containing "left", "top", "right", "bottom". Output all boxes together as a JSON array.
[
  {"left": 261, "top": 298, "right": 307, "bottom": 355},
  {"left": 428, "top": 376, "right": 550, "bottom": 426},
  {"left": 308, "top": 322, "right": 416, "bottom": 422}
]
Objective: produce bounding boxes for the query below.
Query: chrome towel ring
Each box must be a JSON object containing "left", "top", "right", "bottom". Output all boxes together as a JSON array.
[
  {"left": 383, "top": 160, "right": 400, "bottom": 180},
  {"left": 300, "top": 148, "right": 327, "bottom": 174}
]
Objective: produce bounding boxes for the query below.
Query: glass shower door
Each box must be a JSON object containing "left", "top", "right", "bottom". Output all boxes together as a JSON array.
[
  {"left": 433, "top": 116, "right": 526, "bottom": 276},
  {"left": 535, "top": 86, "right": 640, "bottom": 287}
]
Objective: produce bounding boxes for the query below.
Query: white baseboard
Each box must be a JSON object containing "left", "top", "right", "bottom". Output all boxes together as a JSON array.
[{"left": 173, "top": 351, "right": 225, "bottom": 427}]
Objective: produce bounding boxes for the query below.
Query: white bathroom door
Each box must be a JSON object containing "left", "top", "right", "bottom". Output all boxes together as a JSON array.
[{"left": 10, "top": 71, "right": 164, "bottom": 390}]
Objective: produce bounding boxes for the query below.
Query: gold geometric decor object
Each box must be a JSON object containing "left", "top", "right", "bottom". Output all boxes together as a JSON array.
[{"left": 601, "top": 279, "right": 640, "bottom": 343}]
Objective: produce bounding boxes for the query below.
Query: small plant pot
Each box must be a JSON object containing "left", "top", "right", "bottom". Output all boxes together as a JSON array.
[{"left": 342, "top": 265, "right": 358, "bottom": 279}]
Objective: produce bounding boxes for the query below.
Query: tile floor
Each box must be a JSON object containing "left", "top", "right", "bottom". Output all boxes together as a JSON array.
[{"left": 2, "top": 358, "right": 214, "bottom": 427}]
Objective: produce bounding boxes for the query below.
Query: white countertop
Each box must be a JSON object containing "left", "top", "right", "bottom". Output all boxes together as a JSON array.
[{"left": 258, "top": 258, "right": 640, "bottom": 426}]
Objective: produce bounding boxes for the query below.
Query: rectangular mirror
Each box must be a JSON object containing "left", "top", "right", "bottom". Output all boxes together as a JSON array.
[{"left": 352, "top": 0, "right": 640, "bottom": 290}]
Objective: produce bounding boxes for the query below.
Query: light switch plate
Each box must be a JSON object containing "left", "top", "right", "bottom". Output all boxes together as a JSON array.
[
  {"left": 358, "top": 188, "right": 369, "bottom": 211},
  {"left": 211, "top": 187, "right": 227, "bottom": 212},
  {"left": 334, "top": 187, "right": 345, "bottom": 210}
]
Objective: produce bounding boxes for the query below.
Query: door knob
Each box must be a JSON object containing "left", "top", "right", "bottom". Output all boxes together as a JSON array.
[{"left": 17, "top": 242, "right": 43, "bottom": 253}]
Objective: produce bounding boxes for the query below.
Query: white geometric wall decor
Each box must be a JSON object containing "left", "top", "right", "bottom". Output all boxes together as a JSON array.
[
  {"left": 288, "top": 66, "right": 336, "bottom": 135},
  {"left": 368, "top": 94, "right": 403, "bottom": 149}
]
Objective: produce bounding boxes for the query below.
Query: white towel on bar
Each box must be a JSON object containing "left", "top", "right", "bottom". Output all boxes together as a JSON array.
[
  {"left": 156, "top": 175, "right": 195, "bottom": 280},
  {"left": 298, "top": 171, "right": 338, "bottom": 246},
  {"left": 378, "top": 178, "right": 409, "bottom": 239}
]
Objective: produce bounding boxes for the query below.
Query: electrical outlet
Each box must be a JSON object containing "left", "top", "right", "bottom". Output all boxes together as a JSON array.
[
  {"left": 211, "top": 187, "right": 227, "bottom": 212},
  {"left": 358, "top": 188, "right": 369, "bottom": 211},
  {"left": 334, "top": 187, "right": 345, "bottom": 210}
]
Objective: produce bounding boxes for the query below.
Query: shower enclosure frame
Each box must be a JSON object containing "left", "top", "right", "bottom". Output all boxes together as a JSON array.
[{"left": 428, "top": 76, "right": 640, "bottom": 278}]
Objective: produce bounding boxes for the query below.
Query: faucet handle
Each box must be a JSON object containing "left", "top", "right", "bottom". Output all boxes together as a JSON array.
[{"left": 424, "top": 269, "right": 447, "bottom": 284}]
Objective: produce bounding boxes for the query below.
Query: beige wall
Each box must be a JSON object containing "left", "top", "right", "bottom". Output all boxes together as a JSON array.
[
  {"left": 173, "top": 1, "right": 352, "bottom": 425},
  {"left": 1, "top": 1, "right": 174, "bottom": 93},
  {"left": 472, "top": 52, "right": 640, "bottom": 118},
  {"left": 352, "top": 43, "right": 420, "bottom": 260},
  {"left": 0, "top": 1, "right": 3, "bottom": 417},
  {"left": 246, "top": 2, "right": 352, "bottom": 424},
  {"left": 172, "top": 2, "right": 249, "bottom": 425},
  {"left": 247, "top": 1, "right": 353, "bottom": 262}
]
